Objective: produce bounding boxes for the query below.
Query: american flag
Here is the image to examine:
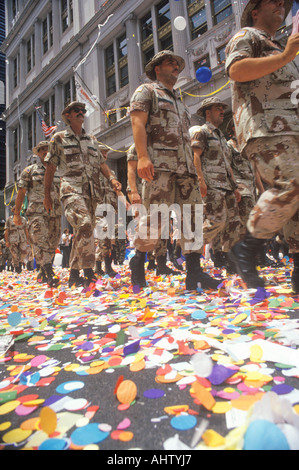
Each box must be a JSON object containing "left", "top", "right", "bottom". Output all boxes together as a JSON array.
[
  {"left": 35, "top": 106, "right": 57, "bottom": 138},
  {"left": 292, "top": 1, "right": 299, "bottom": 35}
]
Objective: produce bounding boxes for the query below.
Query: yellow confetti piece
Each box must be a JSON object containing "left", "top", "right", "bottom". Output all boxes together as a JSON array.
[
  {"left": 0, "top": 400, "right": 20, "bottom": 415},
  {"left": 212, "top": 401, "right": 232, "bottom": 414},
  {"left": 231, "top": 313, "right": 248, "bottom": 325},
  {"left": 23, "top": 399, "right": 45, "bottom": 407},
  {"left": 39, "top": 406, "right": 57, "bottom": 435},
  {"left": 250, "top": 344, "right": 264, "bottom": 363},
  {"left": 2, "top": 428, "right": 32, "bottom": 444},
  {"left": 202, "top": 429, "right": 226, "bottom": 447},
  {"left": 0, "top": 421, "right": 11, "bottom": 431}
]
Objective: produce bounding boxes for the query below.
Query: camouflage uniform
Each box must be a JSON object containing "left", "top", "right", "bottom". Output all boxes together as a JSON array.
[
  {"left": 190, "top": 122, "right": 241, "bottom": 252},
  {"left": 130, "top": 81, "right": 202, "bottom": 255},
  {"left": 226, "top": 26, "right": 299, "bottom": 249},
  {"left": 5, "top": 215, "right": 29, "bottom": 270},
  {"left": 18, "top": 159, "right": 62, "bottom": 268},
  {"left": 45, "top": 126, "right": 105, "bottom": 270},
  {"left": 227, "top": 136, "right": 256, "bottom": 237},
  {"left": 0, "top": 238, "right": 12, "bottom": 270}
]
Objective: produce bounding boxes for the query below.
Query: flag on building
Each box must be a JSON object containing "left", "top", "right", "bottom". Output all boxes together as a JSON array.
[
  {"left": 292, "top": 0, "right": 299, "bottom": 35},
  {"left": 35, "top": 106, "right": 57, "bottom": 138},
  {"left": 74, "top": 71, "right": 100, "bottom": 116}
]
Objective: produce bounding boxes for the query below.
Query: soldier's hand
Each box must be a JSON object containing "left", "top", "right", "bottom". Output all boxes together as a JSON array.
[
  {"left": 43, "top": 194, "right": 53, "bottom": 213},
  {"left": 283, "top": 33, "right": 299, "bottom": 62},
  {"left": 130, "top": 191, "right": 142, "bottom": 205},
  {"left": 199, "top": 180, "right": 207, "bottom": 198},
  {"left": 234, "top": 189, "right": 242, "bottom": 203},
  {"left": 137, "top": 156, "right": 154, "bottom": 181},
  {"left": 13, "top": 214, "right": 22, "bottom": 226},
  {"left": 111, "top": 179, "right": 122, "bottom": 192}
]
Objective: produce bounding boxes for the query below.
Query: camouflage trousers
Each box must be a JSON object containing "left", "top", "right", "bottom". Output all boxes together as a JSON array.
[
  {"left": 28, "top": 214, "right": 61, "bottom": 267},
  {"left": 203, "top": 188, "right": 241, "bottom": 252},
  {"left": 245, "top": 135, "right": 299, "bottom": 252},
  {"left": 62, "top": 194, "right": 97, "bottom": 270},
  {"left": 134, "top": 172, "right": 202, "bottom": 255},
  {"left": 8, "top": 242, "right": 29, "bottom": 267},
  {"left": 95, "top": 237, "right": 113, "bottom": 261}
]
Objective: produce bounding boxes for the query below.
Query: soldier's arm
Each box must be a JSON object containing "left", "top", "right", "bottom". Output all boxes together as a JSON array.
[
  {"left": 228, "top": 33, "right": 299, "bottom": 82},
  {"left": 193, "top": 147, "right": 207, "bottom": 198},
  {"left": 130, "top": 110, "right": 154, "bottom": 182},
  {"left": 100, "top": 162, "right": 122, "bottom": 193},
  {"left": 13, "top": 188, "right": 27, "bottom": 226},
  {"left": 127, "top": 160, "right": 141, "bottom": 204},
  {"left": 44, "top": 163, "right": 57, "bottom": 212}
]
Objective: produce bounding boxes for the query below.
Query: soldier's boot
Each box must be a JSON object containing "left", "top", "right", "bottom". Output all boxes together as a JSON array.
[
  {"left": 95, "top": 261, "right": 105, "bottom": 275},
  {"left": 15, "top": 264, "right": 22, "bottom": 274},
  {"left": 291, "top": 253, "right": 299, "bottom": 294},
  {"left": 228, "top": 232, "right": 266, "bottom": 288},
  {"left": 44, "top": 263, "right": 60, "bottom": 288},
  {"left": 223, "top": 253, "right": 237, "bottom": 274},
  {"left": 104, "top": 255, "right": 117, "bottom": 278},
  {"left": 170, "top": 245, "right": 184, "bottom": 271},
  {"left": 156, "top": 254, "right": 178, "bottom": 275},
  {"left": 27, "top": 261, "right": 34, "bottom": 271},
  {"left": 185, "top": 253, "right": 222, "bottom": 291},
  {"left": 213, "top": 251, "right": 226, "bottom": 268},
  {"left": 37, "top": 267, "right": 47, "bottom": 283},
  {"left": 129, "top": 250, "right": 146, "bottom": 287},
  {"left": 83, "top": 268, "right": 97, "bottom": 287},
  {"left": 147, "top": 258, "right": 156, "bottom": 271},
  {"left": 68, "top": 269, "right": 84, "bottom": 288}
]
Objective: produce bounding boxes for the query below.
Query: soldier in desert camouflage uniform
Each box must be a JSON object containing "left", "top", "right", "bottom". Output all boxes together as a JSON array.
[
  {"left": 4, "top": 207, "right": 29, "bottom": 273},
  {"left": 226, "top": 0, "right": 299, "bottom": 290},
  {"left": 44, "top": 102, "right": 122, "bottom": 288},
  {"left": 129, "top": 51, "right": 221, "bottom": 291},
  {"left": 190, "top": 98, "right": 242, "bottom": 272},
  {"left": 13, "top": 141, "right": 61, "bottom": 286},
  {"left": 126, "top": 143, "right": 178, "bottom": 278}
]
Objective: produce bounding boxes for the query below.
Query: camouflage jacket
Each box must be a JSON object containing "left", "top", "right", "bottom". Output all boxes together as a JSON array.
[
  {"left": 5, "top": 215, "right": 28, "bottom": 244},
  {"left": 130, "top": 81, "right": 197, "bottom": 176},
  {"left": 18, "top": 159, "right": 62, "bottom": 216},
  {"left": 190, "top": 123, "right": 236, "bottom": 191},
  {"left": 227, "top": 137, "right": 255, "bottom": 197},
  {"left": 45, "top": 126, "right": 105, "bottom": 201},
  {"left": 225, "top": 27, "right": 299, "bottom": 151}
]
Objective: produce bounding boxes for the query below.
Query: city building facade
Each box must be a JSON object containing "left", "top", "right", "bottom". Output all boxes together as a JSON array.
[{"left": 1, "top": 0, "right": 297, "bottom": 217}]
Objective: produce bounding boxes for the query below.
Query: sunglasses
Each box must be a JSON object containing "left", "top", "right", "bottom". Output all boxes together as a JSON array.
[{"left": 70, "top": 107, "right": 87, "bottom": 114}]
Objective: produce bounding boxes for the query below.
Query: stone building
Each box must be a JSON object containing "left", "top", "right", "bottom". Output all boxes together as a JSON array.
[{"left": 1, "top": 0, "right": 296, "bottom": 215}]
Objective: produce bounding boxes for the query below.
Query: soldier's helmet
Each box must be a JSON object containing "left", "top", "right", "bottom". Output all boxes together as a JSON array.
[
  {"left": 241, "top": 0, "right": 293, "bottom": 27},
  {"left": 145, "top": 50, "right": 185, "bottom": 81},
  {"left": 196, "top": 97, "right": 228, "bottom": 117},
  {"left": 33, "top": 141, "right": 49, "bottom": 155},
  {"left": 62, "top": 101, "right": 86, "bottom": 124}
]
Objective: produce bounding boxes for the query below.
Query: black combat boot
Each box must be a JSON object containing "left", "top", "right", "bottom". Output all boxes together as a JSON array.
[
  {"left": 68, "top": 269, "right": 84, "bottom": 288},
  {"left": 291, "top": 253, "right": 299, "bottom": 294},
  {"left": 95, "top": 261, "right": 105, "bottom": 275},
  {"left": 147, "top": 257, "right": 157, "bottom": 271},
  {"left": 44, "top": 263, "right": 59, "bottom": 287},
  {"left": 185, "top": 253, "right": 222, "bottom": 291},
  {"left": 228, "top": 232, "right": 266, "bottom": 288},
  {"left": 171, "top": 244, "right": 184, "bottom": 271},
  {"left": 129, "top": 250, "right": 146, "bottom": 287},
  {"left": 156, "top": 254, "right": 178, "bottom": 275},
  {"left": 37, "top": 266, "right": 47, "bottom": 283},
  {"left": 104, "top": 255, "right": 117, "bottom": 278},
  {"left": 213, "top": 251, "right": 226, "bottom": 268},
  {"left": 83, "top": 268, "right": 97, "bottom": 287}
]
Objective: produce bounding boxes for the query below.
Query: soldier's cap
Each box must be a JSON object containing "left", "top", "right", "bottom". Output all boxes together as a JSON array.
[
  {"left": 196, "top": 97, "right": 228, "bottom": 117},
  {"left": 145, "top": 50, "right": 185, "bottom": 81},
  {"left": 241, "top": 0, "right": 293, "bottom": 28},
  {"left": 33, "top": 141, "right": 49, "bottom": 155},
  {"left": 62, "top": 101, "right": 86, "bottom": 123}
]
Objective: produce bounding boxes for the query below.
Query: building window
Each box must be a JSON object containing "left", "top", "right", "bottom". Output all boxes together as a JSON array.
[
  {"left": 12, "top": 0, "right": 19, "bottom": 20},
  {"left": 118, "top": 34, "right": 128, "bottom": 89},
  {"left": 141, "top": 12, "right": 153, "bottom": 42},
  {"left": 216, "top": 44, "right": 227, "bottom": 65},
  {"left": 140, "top": 11, "right": 155, "bottom": 69},
  {"left": 64, "top": 77, "right": 76, "bottom": 107},
  {"left": 194, "top": 54, "right": 211, "bottom": 74},
  {"left": 13, "top": 126, "right": 20, "bottom": 163},
  {"left": 43, "top": 11, "right": 53, "bottom": 54},
  {"left": 142, "top": 45, "right": 155, "bottom": 70},
  {"left": 28, "top": 112, "right": 36, "bottom": 151},
  {"left": 211, "top": 0, "right": 232, "bottom": 25},
  {"left": 61, "top": 0, "right": 73, "bottom": 33},
  {"left": 13, "top": 55, "right": 19, "bottom": 88},
  {"left": 189, "top": 3, "right": 208, "bottom": 40},
  {"left": 105, "top": 44, "right": 116, "bottom": 97},
  {"left": 26, "top": 34, "right": 35, "bottom": 73},
  {"left": 157, "top": 0, "right": 171, "bottom": 29},
  {"left": 44, "top": 95, "right": 56, "bottom": 127}
]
